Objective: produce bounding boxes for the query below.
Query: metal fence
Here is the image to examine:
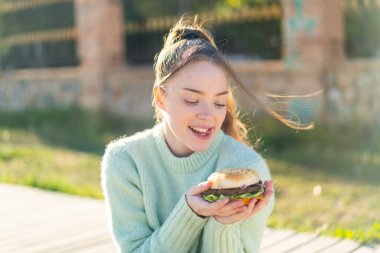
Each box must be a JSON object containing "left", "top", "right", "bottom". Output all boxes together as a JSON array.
[
  {"left": 1, "top": 0, "right": 378, "bottom": 70},
  {"left": 0, "top": 0, "right": 77, "bottom": 70},
  {"left": 344, "top": 0, "right": 380, "bottom": 58},
  {"left": 122, "top": 0, "right": 283, "bottom": 64}
]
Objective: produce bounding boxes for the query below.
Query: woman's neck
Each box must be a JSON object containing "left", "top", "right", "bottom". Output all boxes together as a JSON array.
[{"left": 163, "top": 123, "right": 194, "bottom": 158}]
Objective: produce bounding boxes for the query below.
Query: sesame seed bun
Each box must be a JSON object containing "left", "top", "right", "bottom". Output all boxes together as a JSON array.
[{"left": 207, "top": 168, "right": 260, "bottom": 189}]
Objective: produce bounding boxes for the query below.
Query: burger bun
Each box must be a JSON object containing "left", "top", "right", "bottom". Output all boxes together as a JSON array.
[{"left": 208, "top": 168, "right": 260, "bottom": 189}]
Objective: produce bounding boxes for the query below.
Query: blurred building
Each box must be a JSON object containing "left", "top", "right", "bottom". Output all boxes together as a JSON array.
[{"left": 0, "top": 0, "right": 379, "bottom": 125}]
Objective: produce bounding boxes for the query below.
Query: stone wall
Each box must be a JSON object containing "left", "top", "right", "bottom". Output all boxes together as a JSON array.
[
  {"left": 76, "top": 61, "right": 292, "bottom": 119},
  {"left": 0, "top": 68, "right": 81, "bottom": 110},
  {"left": 102, "top": 66, "right": 155, "bottom": 118},
  {"left": 325, "top": 60, "right": 380, "bottom": 125},
  {"left": 0, "top": 60, "right": 320, "bottom": 123},
  {"left": 0, "top": 59, "right": 379, "bottom": 126},
  {"left": 0, "top": 61, "right": 309, "bottom": 119}
]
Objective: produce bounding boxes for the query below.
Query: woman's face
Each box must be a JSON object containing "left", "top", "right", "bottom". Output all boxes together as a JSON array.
[{"left": 157, "top": 60, "right": 229, "bottom": 157}]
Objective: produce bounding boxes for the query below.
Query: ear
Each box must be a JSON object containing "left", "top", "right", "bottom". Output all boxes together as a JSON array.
[{"left": 153, "top": 86, "right": 166, "bottom": 110}]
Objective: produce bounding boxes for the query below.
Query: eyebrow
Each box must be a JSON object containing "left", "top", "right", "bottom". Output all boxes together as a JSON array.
[{"left": 183, "top": 88, "right": 228, "bottom": 96}]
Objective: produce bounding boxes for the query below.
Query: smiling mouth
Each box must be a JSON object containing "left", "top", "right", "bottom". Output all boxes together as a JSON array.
[{"left": 189, "top": 126, "right": 213, "bottom": 137}]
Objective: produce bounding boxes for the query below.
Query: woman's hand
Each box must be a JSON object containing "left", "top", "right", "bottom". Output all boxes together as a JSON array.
[
  {"left": 214, "top": 181, "right": 274, "bottom": 224},
  {"left": 185, "top": 181, "right": 248, "bottom": 218}
]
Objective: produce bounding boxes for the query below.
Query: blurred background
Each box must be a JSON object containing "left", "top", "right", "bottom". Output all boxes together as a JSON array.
[{"left": 0, "top": 0, "right": 379, "bottom": 245}]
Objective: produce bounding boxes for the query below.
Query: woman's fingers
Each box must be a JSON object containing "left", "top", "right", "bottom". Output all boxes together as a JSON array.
[
  {"left": 186, "top": 181, "right": 215, "bottom": 217},
  {"left": 197, "top": 198, "right": 247, "bottom": 216},
  {"left": 214, "top": 181, "right": 274, "bottom": 224},
  {"left": 187, "top": 186, "right": 231, "bottom": 217},
  {"left": 253, "top": 180, "right": 273, "bottom": 209},
  {"left": 187, "top": 181, "right": 211, "bottom": 196},
  {"left": 187, "top": 180, "right": 274, "bottom": 219},
  {"left": 215, "top": 198, "right": 259, "bottom": 224},
  {"left": 207, "top": 198, "right": 229, "bottom": 211},
  {"left": 187, "top": 181, "right": 246, "bottom": 216},
  {"left": 252, "top": 181, "right": 273, "bottom": 214},
  {"left": 217, "top": 180, "right": 273, "bottom": 218},
  {"left": 239, "top": 180, "right": 273, "bottom": 218},
  {"left": 214, "top": 199, "right": 246, "bottom": 216},
  {"left": 264, "top": 181, "right": 274, "bottom": 196},
  {"left": 248, "top": 197, "right": 258, "bottom": 211}
]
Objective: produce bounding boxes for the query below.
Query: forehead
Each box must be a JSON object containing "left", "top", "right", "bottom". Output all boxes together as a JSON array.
[{"left": 166, "top": 60, "right": 229, "bottom": 92}]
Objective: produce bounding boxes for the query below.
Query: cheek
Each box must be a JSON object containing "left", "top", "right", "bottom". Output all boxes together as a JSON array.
[
  {"left": 166, "top": 102, "right": 195, "bottom": 121},
  {"left": 217, "top": 108, "right": 227, "bottom": 122}
]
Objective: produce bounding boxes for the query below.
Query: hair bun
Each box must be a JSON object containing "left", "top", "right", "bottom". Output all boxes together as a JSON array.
[
  {"left": 172, "top": 27, "right": 206, "bottom": 44},
  {"left": 162, "top": 16, "right": 218, "bottom": 48},
  {"left": 182, "top": 28, "right": 201, "bottom": 40}
]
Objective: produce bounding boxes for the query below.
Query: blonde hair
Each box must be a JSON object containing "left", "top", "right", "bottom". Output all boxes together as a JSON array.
[{"left": 152, "top": 15, "right": 312, "bottom": 145}]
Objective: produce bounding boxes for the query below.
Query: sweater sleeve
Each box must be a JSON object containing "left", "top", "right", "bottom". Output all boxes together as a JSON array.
[
  {"left": 201, "top": 157, "right": 275, "bottom": 253},
  {"left": 101, "top": 147, "right": 208, "bottom": 253}
]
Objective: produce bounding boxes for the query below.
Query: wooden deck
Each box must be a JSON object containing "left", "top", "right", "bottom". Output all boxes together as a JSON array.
[{"left": 1, "top": 183, "right": 379, "bottom": 253}]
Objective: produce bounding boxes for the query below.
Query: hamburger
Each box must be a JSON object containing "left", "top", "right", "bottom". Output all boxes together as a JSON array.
[{"left": 202, "top": 168, "right": 265, "bottom": 205}]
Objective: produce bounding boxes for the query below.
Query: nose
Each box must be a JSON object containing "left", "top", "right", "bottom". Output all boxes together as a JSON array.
[{"left": 197, "top": 104, "right": 213, "bottom": 120}]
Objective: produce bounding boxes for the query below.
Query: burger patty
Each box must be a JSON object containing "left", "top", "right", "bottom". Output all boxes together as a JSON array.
[{"left": 202, "top": 181, "right": 263, "bottom": 196}]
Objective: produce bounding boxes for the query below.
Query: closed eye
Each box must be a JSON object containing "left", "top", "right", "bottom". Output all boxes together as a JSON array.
[
  {"left": 184, "top": 99, "right": 198, "bottom": 104},
  {"left": 214, "top": 103, "right": 226, "bottom": 107}
]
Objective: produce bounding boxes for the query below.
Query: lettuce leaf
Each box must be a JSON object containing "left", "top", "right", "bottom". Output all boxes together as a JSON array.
[{"left": 203, "top": 188, "right": 264, "bottom": 202}]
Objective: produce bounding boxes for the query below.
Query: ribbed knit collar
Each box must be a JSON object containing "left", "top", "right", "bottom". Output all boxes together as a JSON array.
[{"left": 153, "top": 123, "right": 224, "bottom": 173}]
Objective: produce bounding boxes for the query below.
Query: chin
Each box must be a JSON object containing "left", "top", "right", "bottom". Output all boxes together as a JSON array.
[
  {"left": 189, "top": 142, "right": 211, "bottom": 153},
  {"left": 194, "top": 146, "right": 209, "bottom": 152},
  {"left": 185, "top": 128, "right": 218, "bottom": 153}
]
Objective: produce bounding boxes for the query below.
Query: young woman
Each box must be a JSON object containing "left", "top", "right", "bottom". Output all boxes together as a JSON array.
[{"left": 102, "top": 16, "right": 308, "bottom": 253}]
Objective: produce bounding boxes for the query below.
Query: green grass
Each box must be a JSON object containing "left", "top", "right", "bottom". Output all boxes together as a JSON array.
[
  {"left": 0, "top": 143, "right": 102, "bottom": 198},
  {"left": 266, "top": 159, "right": 380, "bottom": 244},
  {"left": 0, "top": 109, "right": 154, "bottom": 198},
  {"left": 0, "top": 109, "right": 379, "bottom": 245},
  {"left": 249, "top": 117, "right": 380, "bottom": 244}
]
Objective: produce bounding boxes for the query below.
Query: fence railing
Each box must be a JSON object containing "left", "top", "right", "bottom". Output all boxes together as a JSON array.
[
  {"left": 0, "top": 0, "right": 77, "bottom": 69},
  {"left": 124, "top": 3, "right": 283, "bottom": 64},
  {"left": 1, "top": 28, "right": 77, "bottom": 46},
  {"left": 125, "top": 4, "right": 282, "bottom": 33},
  {"left": 344, "top": 0, "right": 380, "bottom": 58},
  {"left": 4, "top": 0, "right": 377, "bottom": 69},
  {"left": 0, "top": 0, "right": 72, "bottom": 13}
]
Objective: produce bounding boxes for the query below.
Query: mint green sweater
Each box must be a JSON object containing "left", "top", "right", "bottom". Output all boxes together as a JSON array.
[{"left": 101, "top": 123, "right": 274, "bottom": 253}]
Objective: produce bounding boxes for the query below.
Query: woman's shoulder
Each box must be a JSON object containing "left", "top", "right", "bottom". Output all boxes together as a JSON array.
[
  {"left": 221, "top": 134, "right": 262, "bottom": 162},
  {"left": 104, "top": 125, "right": 157, "bottom": 156},
  {"left": 219, "top": 134, "right": 271, "bottom": 180},
  {"left": 101, "top": 127, "right": 158, "bottom": 189}
]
